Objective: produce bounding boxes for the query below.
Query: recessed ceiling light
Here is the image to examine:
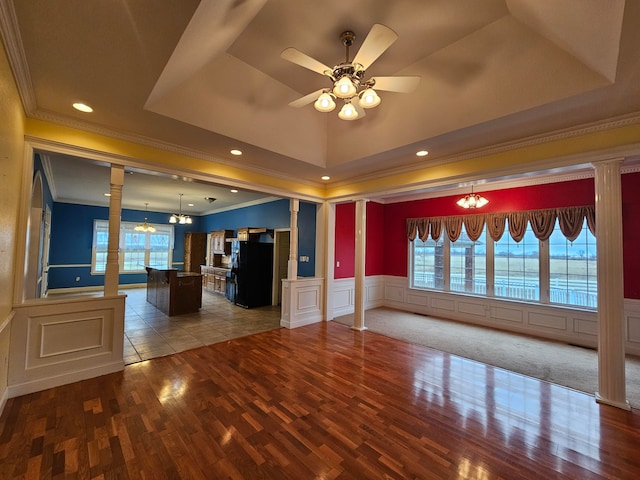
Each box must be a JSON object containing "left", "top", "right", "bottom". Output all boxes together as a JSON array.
[
  {"left": 73, "top": 102, "right": 93, "bottom": 113},
  {"left": 230, "top": 189, "right": 238, "bottom": 193},
  {"left": 104, "top": 193, "right": 111, "bottom": 197},
  {"left": 230, "top": 149, "right": 242, "bottom": 156},
  {"left": 187, "top": 203, "right": 194, "bottom": 207},
  {"left": 416, "top": 150, "right": 429, "bottom": 157},
  {"left": 321, "top": 176, "right": 330, "bottom": 181}
]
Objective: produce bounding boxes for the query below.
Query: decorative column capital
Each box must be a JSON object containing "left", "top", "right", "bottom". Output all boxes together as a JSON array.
[{"left": 591, "top": 157, "right": 625, "bottom": 169}]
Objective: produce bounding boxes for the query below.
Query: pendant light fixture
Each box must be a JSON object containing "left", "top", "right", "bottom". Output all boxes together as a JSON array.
[
  {"left": 169, "top": 193, "right": 192, "bottom": 224},
  {"left": 457, "top": 186, "right": 489, "bottom": 209},
  {"left": 134, "top": 203, "right": 156, "bottom": 232}
]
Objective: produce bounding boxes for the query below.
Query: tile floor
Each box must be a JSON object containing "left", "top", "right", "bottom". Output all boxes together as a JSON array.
[{"left": 123, "top": 287, "right": 282, "bottom": 364}]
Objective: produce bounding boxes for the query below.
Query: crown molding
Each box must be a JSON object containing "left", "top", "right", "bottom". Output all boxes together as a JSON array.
[
  {"left": 24, "top": 135, "right": 327, "bottom": 205},
  {"left": 0, "top": 0, "right": 37, "bottom": 114},
  {"left": 371, "top": 160, "right": 640, "bottom": 205},
  {"left": 326, "top": 112, "right": 640, "bottom": 189},
  {"left": 29, "top": 108, "right": 325, "bottom": 191}
]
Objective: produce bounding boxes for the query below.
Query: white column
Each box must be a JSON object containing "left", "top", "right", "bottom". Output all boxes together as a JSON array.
[
  {"left": 104, "top": 165, "right": 124, "bottom": 296},
  {"left": 593, "top": 158, "right": 630, "bottom": 410},
  {"left": 321, "top": 201, "right": 336, "bottom": 321},
  {"left": 288, "top": 199, "right": 299, "bottom": 279},
  {"left": 353, "top": 199, "right": 367, "bottom": 331}
]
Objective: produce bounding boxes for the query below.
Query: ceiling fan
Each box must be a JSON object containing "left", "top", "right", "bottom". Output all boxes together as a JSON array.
[{"left": 281, "top": 24, "right": 420, "bottom": 121}]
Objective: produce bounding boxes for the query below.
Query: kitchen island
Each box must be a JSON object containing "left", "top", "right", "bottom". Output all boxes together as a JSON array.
[{"left": 145, "top": 267, "right": 202, "bottom": 316}]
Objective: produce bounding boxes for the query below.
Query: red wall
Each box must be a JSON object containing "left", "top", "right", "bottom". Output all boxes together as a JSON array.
[
  {"left": 366, "top": 201, "right": 385, "bottom": 276},
  {"left": 335, "top": 202, "right": 355, "bottom": 279},
  {"left": 335, "top": 175, "right": 640, "bottom": 298},
  {"left": 383, "top": 179, "right": 596, "bottom": 277},
  {"left": 335, "top": 201, "right": 386, "bottom": 279},
  {"left": 622, "top": 173, "right": 640, "bottom": 298}
]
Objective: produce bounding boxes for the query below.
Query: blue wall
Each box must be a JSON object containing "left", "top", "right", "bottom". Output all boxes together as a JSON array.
[
  {"left": 48, "top": 198, "right": 317, "bottom": 289},
  {"left": 33, "top": 154, "right": 54, "bottom": 288},
  {"left": 200, "top": 199, "right": 317, "bottom": 277}
]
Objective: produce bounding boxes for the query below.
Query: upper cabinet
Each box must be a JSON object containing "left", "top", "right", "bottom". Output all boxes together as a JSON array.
[
  {"left": 210, "top": 229, "right": 234, "bottom": 255},
  {"left": 237, "top": 227, "right": 267, "bottom": 242}
]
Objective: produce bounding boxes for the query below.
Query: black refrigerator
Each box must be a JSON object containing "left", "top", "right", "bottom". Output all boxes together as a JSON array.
[{"left": 231, "top": 241, "right": 273, "bottom": 308}]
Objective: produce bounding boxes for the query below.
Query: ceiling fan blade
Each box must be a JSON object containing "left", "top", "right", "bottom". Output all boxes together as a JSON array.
[
  {"left": 370, "top": 76, "right": 420, "bottom": 93},
  {"left": 288, "top": 89, "right": 325, "bottom": 108},
  {"left": 352, "top": 24, "right": 398, "bottom": 70},
  {"left": 281, "top": 47, "right": 332, "bottom": 76}
]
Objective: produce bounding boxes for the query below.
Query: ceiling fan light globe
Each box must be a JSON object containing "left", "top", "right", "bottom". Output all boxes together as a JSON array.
[
  {"left": 186, "top": 217, "right": 193, "bottom": 224},
  {"left": 333, "top": 76, "right": 356, "bottom": 98},
  {"left": 359, "top": 88, "right": 381, "bottom": 108},
  {"left": 179, "top": 216, "right": 186, "bottom": 224},
  {"left": 169, "top": 215, "right": 177, "bottom": 224},
  {"left": 314, "top": 92, "right": 336, "bottom": 112},
  {"left": 338, "top": 102, "right": 359, "bottom": 120}
]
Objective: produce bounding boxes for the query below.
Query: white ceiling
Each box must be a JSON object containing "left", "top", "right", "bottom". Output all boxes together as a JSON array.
[{"left": 2, "top": 0, "right": 639, "bottom": 210}]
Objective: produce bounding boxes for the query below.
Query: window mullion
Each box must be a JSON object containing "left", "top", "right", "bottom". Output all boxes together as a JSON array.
[
  {"left": 443, "top": 237, "right": 451, "bottom": 291},
  {"left": 540, "top": 238, "right": 550, "bottom": 303},
  {"left": 486, "top": 232, "right": 494, "bottom": 297}
]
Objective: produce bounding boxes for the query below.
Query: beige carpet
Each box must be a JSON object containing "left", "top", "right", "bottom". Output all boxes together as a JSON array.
[{"left": 333, "top": 307, "right": 640, "bottom": 409}]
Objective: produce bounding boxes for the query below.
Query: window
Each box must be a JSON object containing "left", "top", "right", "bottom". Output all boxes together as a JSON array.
[
  {"left": 548, "top": 218, "right": 597, "bottom": 308},
  {"left": 412, "top": 238, "right": 444, "bottom": 289},
  {"left": 92, "top": 220, "right": 173, "bottom": 274},
  {"left": 450, "top": 226, "right": 486, "bottom": 295},
  {"left": 494, "top": 222, "right": 540, "bottom": 301},
  {"left": 410, "top": 211, "right": 595, "bottom": 309}
]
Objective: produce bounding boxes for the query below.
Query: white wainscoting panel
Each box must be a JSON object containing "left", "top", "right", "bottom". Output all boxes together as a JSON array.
[
  {"left": 430, "top": 297, "right": 456, "bottom": 312},
  {"left": 330, "top": 276, "right": 385, "bottom": 318},
  {"left": 492, "top": 306, "right": 524, "bottom": 324},
  {"left": 458, "top": 300, "right": 488, "bottom": 320},
  {"left": 528, "top": 311, "right": 567, "bottom": 330},
  {"left": 281, "top": 277, "right": 324, "bottom": 329},
  {"left": 9, "top": 295, "right": 125, "bottom": 397},
  {"left": 624, "top": 299, "right": 640, "bottom": 358},
  {"left": 333, "top": 279, "right": 354, "bottom": 317},
  {"left": 376, "top": 275, "right": 640, "bottom": 356}
]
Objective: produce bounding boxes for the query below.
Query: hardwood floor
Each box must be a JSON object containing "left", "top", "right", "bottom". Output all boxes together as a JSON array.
[{"left": 1, "top": 321, "right": 639, "bottom": 479}]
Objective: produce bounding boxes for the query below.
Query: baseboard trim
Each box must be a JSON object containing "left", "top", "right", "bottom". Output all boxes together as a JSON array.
[
  {"left": 7, "top": 361, "right": 124, "bottom": 399},
  {"left": 595, "top": 392, "right": 632, "bottom": 411},
  {"left": 0, "top": 387, "right": 8, "bottom": 417}
]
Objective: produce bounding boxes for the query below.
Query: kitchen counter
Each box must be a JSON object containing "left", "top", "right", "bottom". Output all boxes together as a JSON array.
[{"left": 145, "top": 267, "right": 202, "bottom": 316}]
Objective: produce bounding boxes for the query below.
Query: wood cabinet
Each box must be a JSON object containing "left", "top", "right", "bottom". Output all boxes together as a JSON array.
[
  {"left": 210, "top": 229, "right": 234, "bottom": 256},
  {"left": 237, "top": 227, "right": 267, "bottom": 242},
  {"left": 202, "top": 266, "right": 229, "bottom": 295},
  {"left": 184, "top": 232, "right": 206, "bottom": 273}
]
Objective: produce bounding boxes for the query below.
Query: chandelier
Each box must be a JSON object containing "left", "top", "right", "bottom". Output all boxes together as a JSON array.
[
  {"left": 134, "top": 203, "right": 156, "bottom": 232},
  {"left": 457, "top": 186, "right": 489, "bottom": 209},
  {"left": 169, "top": 194, "right": 192, "bottom": 224}
]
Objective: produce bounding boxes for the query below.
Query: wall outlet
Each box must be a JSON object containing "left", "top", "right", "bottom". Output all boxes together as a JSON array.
[
  {"left": 336, "top": 261, "right": 340, "bottom": 267},
  {"left": 75, "top": 276, "right": 80, "bottom": 282}
]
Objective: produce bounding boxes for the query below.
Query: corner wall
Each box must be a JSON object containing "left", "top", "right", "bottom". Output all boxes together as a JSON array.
[{"left": 0, "top": 39, "right": 27, "bottom": 411}]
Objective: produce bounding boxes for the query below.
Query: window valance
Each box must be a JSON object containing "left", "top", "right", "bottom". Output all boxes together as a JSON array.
[{"left": 406, "top": 206, "right": 595, "bottom": 243}]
